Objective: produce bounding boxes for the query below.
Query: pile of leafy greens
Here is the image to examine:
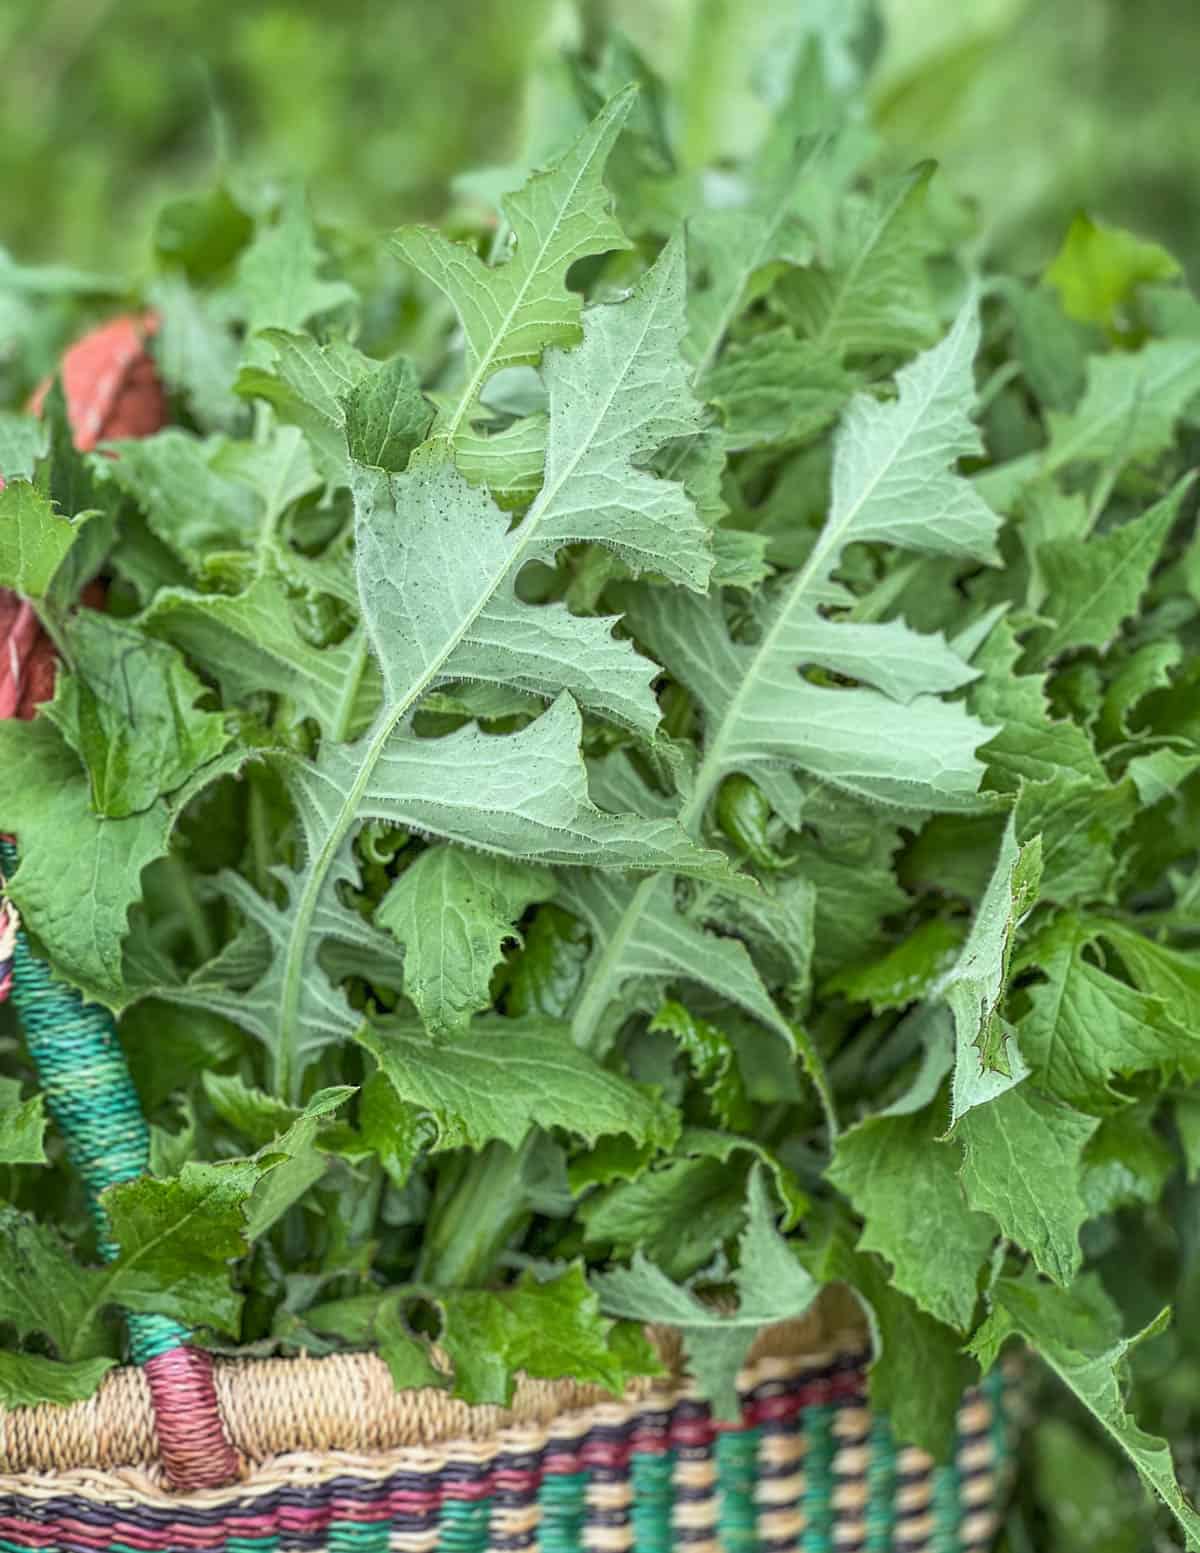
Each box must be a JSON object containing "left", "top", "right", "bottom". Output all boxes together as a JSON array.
[{"left": 3, "top": 23, "right": 1200, "bottom": 1546}]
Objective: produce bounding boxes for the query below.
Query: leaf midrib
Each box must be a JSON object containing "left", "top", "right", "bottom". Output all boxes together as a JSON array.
[
  {"left": 568, "top": 332, "right": 965, "bottom": 1054},
  {"left": 441, "top": 97, "right": 628, "bottom": 445},
  {"left": 275, "top": 280, "right": 669, "bottom": 1101}
]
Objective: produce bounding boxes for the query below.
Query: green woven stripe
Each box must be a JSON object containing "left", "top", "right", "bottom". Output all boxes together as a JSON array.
[
  {"left": 984, "top": 1365, "right": 1011, "bottom": 1469},
  {"left": 800, "top": 1402, "right": 835, "bottom": 1552},
  {"left": 931, "top": 1452, "right": 964, "bottom": 1553},
  {"left": 326, "top": 1520, "right": 393, "bottom": 1551},
  {"left": 226, "top": 1539, "right": 281, "bottom": 1552},
  {"left": 630, "top": 1448, "right": 675, "bottom": 1553},
  {"left": 716, "top": 1428, "right": 759, "bottom": 1553},
  {"left": 539, "top": 1470, "right": 588, "bottom": 1553},
  {"left": 863, "top": 1412, "right": 898, "bottom": 1552},
  {"left": 437, "top": 1496, "right": 492, "bottom": 1552},
  {"left": 125, "top": 1308, "right": 192, "bottom": 1362},
  {"left": 0, "top": 837, "right": 189, "bottom": 1367}
]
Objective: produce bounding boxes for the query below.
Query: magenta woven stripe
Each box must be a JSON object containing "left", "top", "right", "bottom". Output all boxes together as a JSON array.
[{"left": 142, "top": 1347, "right": 240, "bottom": 1491}]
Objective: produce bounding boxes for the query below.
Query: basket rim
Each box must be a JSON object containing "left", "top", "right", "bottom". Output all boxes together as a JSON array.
[{"left": 0, "top": 1291, "right": 871, "bottom": 1483}]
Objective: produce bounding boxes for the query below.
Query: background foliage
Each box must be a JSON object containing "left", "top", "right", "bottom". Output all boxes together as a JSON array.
[{"left": 2, "top": 0, "right": 1199, "bottom": 276}]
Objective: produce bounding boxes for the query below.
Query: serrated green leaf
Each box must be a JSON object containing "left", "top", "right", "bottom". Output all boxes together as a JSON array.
[
  {"left": 1095, "top": 919, "right": 1200, "bottom": 1030},
  {"left": 141, "top": 558, "right": 378, "bottom": 741},
  {"left": 393, "top": 90, "right": 634, "bottom": 441},
  {"left": 0, "top": 1207, "right": 109, "bottom": 1360},
  {"left": 1015, "top": 774, "right": 1138, "bottom": 907},
  {"left": 236, "top": 330, "right": 371, "bottom": 483},
  {"left": 624, "top": 297, "right": 998, "bottom": 814},
  {"left": 705, "top": 330, "right": 855, "bottom": 450},
  {"left": 776, "top": 164, "right": 941, "bottom": 360},
  {"left": 0, "top": 1350, "right": 116, "bottom": 1408},
  {"left": 957, "top": 1084, "right": 1099, "bottom": 1284},
  {"left": 235, "top": 191, "right": 356, "bottom": 340},
  {"left": 1034, "top": 477, "right": 1191, "bottom": 661},
  {"left": 0, "top": 1077, "right": 47, "bottom": 1165},
  {"left": 970, "top": 1274, "right": 1200, "bottom": 1548},
  {"left": 1, "top": 1160, "right": 263, "bottom": 1359},
  {"left": 593, "top": 1167, "right": 819, "bottom": 1416},
  {"left": 648, "top": 1001, "right": 752, "bottom": 1130},
  {"left": 0, "top": 719, "right": 230, "bottom": 1008},
  {"left": 560, "top": 871, "right": 806, "bottom": 1075},
  {"left": 0, "top": 478, "right": 90, "bottom": 599},
  {"left": 241, "top": 1087, "right": 355, "bottom": 1239},
  {"left": 942, "top": 816, "right": 1042, "bottom": 1124},
  {"left": 44, "top": 612, "right": 230, "bottom": 818},
  {"left": 1014, "top": 912, "right": 1197, "bottom": 1110},
  {"left": 99, "top": 1158, "right": 263, "bottom": 1333},
  {"left": 580, "top": 1124, "right": 805, "bottom": 1280},
  {"left": 308, "top": 1262, "right": 658, "bottom": 1407},
  {"left": 357, "top": 1016, "right": 678, "bottom": 1154},
  {"left": 828, "top": 1094, "right": 995, "bottom": 1332},
  {"left": 106, "top": 430, "right": 263, "bottom": 572},
  {"left": 217, "top": 425, "right": 322, "bottom": 527},
  {"left": 343, "top": 355, "right": 431, "bottom": 472},
  {"left": 439, "top": 1264, "right": 650, "bottom": 1406},
  {"left": 377, "top": 847, "right": 555, "bottom": 1035},
  {"left": 968, "top": 616, "right": 1104, "bottom": 791},
  {"left": 980, "top": 338, "right": 1200, "bottom": 505}
]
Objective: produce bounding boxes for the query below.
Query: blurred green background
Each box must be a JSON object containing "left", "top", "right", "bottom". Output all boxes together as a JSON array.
[{"left": 2, "top": 0, "right": 1199, "bottom": 277}]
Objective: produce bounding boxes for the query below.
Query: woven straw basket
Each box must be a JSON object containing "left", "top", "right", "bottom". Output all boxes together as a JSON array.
[
  {"left": 0, "top": 1304, "right": 1020, "bottom": 1553},
  {"left": 0, "top": 322, "right": 1020, "bottom": 1551}
]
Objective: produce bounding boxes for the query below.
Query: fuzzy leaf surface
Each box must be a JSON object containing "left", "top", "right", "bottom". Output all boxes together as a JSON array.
[
  {"left": 358, "top": 1017, "right": 678, "bottom": 1153},
  {"left": 393, "top": 91, "right": 634, "bottom": 440}
]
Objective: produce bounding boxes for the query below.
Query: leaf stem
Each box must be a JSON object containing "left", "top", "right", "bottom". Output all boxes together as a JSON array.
[{"left": 416, "top": 1140, "right": 532, "bottom": 1287}]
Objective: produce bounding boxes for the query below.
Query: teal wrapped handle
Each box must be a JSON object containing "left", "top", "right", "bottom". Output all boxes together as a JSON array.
[{"left": 0, "top": 836, "right": 238, "bottom": 1488}]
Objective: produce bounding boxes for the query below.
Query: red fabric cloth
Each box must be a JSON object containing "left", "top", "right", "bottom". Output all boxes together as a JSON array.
[
  {"left": 2, "top": 313, "right": 167, "bottom": 718},
  {"left": 28, "top": 312, "right": 166, "bottom": 451}
]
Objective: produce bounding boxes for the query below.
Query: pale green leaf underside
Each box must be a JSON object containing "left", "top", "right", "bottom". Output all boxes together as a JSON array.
[
  {"left": 393, "top": 89, "right": 635, "bottom": 440},
  {"left": 944, "top": 818, "right": 1041, "bottom": 1125},
  {"left": 176, "top": 242, "right": 724, "bottom": 1098}
]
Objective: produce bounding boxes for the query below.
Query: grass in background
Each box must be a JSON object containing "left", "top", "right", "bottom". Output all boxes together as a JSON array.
[{"left": 3, "top": 0, "right": 1200, "bottom": 277}]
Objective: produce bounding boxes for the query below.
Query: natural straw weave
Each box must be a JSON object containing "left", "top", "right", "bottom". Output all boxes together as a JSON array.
[{"left": 0, "top": 1302, "right": 1020, "bottom": 1553}]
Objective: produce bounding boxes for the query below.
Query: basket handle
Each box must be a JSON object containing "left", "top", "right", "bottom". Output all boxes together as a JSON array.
[{"left": 0, "top": 840, "right": 239, "bottom": 1490}]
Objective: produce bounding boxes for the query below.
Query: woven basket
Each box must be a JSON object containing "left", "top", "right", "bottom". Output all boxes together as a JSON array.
[
  {"left": 0, "top": 1307, "right": 1020, "bottom": 1553},
  {"left": 0, "top": 318, "right": 1020, "bottom": 1552}
]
